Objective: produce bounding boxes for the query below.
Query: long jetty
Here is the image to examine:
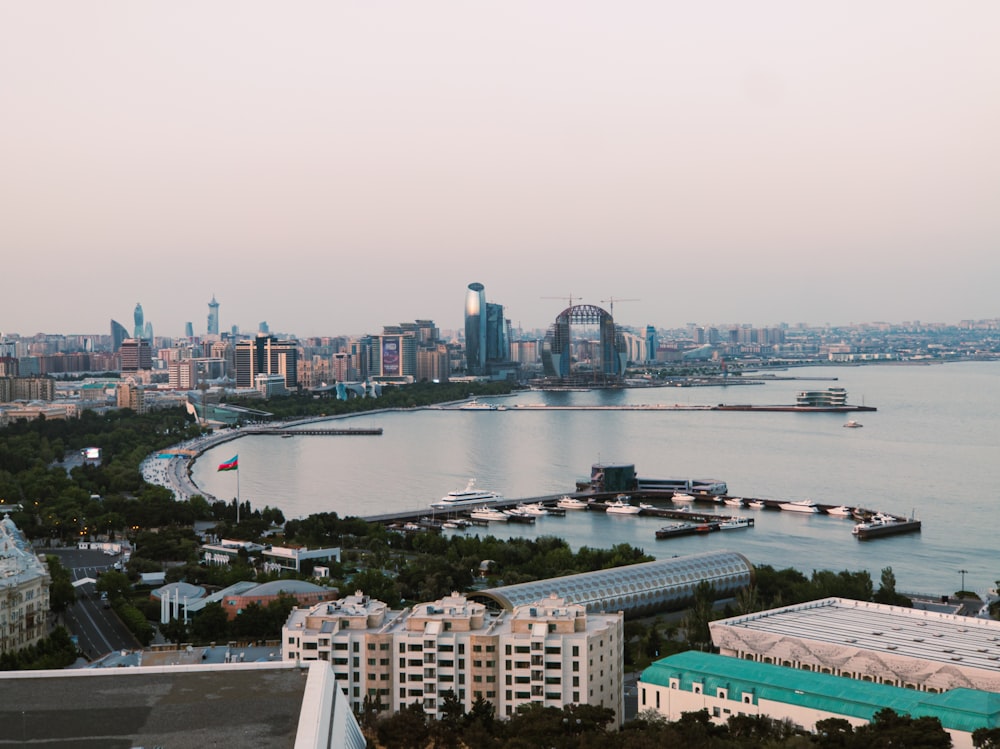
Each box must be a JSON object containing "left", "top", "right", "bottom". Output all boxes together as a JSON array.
[{"left": 242, "top": 427, "right": 383, "bottom": 436}]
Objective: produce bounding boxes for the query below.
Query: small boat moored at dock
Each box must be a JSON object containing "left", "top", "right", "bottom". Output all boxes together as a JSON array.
[
  {"left": 469, "top": 507, "right": 507, "bottom": 522},
  {"left": 718, "top": 517, "right": 752, "bottom": 530},
  {"left": 605, "top": 495, "right": 642, "bottom": 515},
  {"left": 780, "top": 499, "right": 820, "bottom": 513},
  {"left": 671, "top": 492, "right": 696, "bottom": 503},
  {"left": 853, "top": 515, "right": 921, "bottom": 539},
  {"left": 826, "top": 505, "right": 854, "bottom": 517},
  {"left": 724, "top": 497, "right": 744, "bottom": 507},
  {"left": 557, "top": 496, "right": 589, "bottom": 510}
]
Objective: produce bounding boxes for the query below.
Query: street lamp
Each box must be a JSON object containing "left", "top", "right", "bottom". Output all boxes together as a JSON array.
[{"left": 959, "top": 569, "right": 969, "bottom": 594}]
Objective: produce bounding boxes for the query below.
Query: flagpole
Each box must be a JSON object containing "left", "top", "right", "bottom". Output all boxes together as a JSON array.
[{"left": 236, "top": 463, "right": 240, "bottom": 525}]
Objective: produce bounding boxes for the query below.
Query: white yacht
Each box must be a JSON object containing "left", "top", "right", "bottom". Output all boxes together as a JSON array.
[
  {"left": 557, "top": 496, "right": 589, "bottom": 511},
  {"left": 431, "top": 479, "right": 503, "bottom": 509},
  {"left": 747, "top": 499, "right": 766, "bottom": 509},
  {"left": 605, "top": 495, "right": 641, "bottom": 515},
  {"left": 469, "top": 507, "right": 507, "bottom": 522},
  {"left": 517, "top": 503, "right": 549, "bottom": 516},
  {"left": 724, "top": 496, "right": 744, "bottom": 507},
  {"left": 780, "top": 499, "right": 820, "bottom": 513},
  {"left": 671, "top": 492, "right": 696, "bottom": 503},
  {"left": 826, "top": 505, "right": 854, "bottom": 517}
]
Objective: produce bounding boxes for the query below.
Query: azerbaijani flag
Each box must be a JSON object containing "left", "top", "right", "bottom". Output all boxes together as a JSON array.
[{"left": 217, "top": 455, "right": 239, "bottom": 472}]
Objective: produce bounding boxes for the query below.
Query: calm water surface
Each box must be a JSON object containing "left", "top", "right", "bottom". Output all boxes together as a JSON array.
[{"left": 192, "top": 362, "right": 1000, "bottom": 597}]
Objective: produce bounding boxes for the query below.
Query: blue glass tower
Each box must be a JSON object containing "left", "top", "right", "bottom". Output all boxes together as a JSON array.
[
  {"left": 207, "top": 295, "right": 220, "bottom": 336},
  {"left": 133, "top": 303, "right": 144, "bottom": 339},
  {"left": 465, "top": 283, "right": 487, "bottom": 375}
]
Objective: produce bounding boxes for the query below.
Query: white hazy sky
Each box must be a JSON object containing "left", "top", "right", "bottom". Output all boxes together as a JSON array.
[{"left": 2, "top": 1, "right": 998, "bottom": 338}]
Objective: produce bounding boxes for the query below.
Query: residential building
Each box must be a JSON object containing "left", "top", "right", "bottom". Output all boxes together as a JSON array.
[
  {"left": 115, "top": 380, "right": 147, "bottom": 414},
  {"left": 0, "top": 515, "right": 51, "bottom": 655},
  {"left": 283, "top": 591, "right": 625, "bottom": 727}
]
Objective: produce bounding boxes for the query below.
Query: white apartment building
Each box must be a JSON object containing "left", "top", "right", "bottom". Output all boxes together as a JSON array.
[
  {"left": 283, "top": 591, "right": 624, "bottom": 726},
  {"left": 0, "top": 515, "right": 51, "bottom": 655}
]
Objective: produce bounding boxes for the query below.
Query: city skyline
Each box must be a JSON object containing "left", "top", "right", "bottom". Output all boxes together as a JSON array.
[{"left": 2, "top": 2, "right": 998, "bottom": 337}]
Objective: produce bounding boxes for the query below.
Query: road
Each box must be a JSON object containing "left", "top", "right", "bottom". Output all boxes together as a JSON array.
[{"left": 46, "top": 547, "right": 143, "bottom": 659}]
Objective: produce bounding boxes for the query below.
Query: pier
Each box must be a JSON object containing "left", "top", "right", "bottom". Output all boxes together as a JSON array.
[{"left": 243, "top": 427, "right": 383, "bottom": 436}]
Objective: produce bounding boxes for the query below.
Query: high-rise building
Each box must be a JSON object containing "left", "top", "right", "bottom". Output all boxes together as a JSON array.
[
  {"left": 464, "top": 283, "right": 514, "bottom": 377},
  {"left": 234, "top": 335, "right": 298, "bottom": 389},
  {"left": 185, "top": 322, "right": 194, "bottom": 338},
  {"left": 133, "top": 303, "right": 144, "bottom": 339},
  {"left": 369, "top": 333, "right": 416, "bottom": 381},
  {"left": 465, "top": 282, "right": 487, "bottom": 374},
  {"left": 645, "top": 325, "right": 658, "bottom": 363},
  {"left": 119, "top": 338, "right": 152, "bottom": 372},
  {"left": 110, "top": 320, "right": 128, "bottom": 352},
  {"left": 207, "top": 295, "right": 219, "bottom": 336}
]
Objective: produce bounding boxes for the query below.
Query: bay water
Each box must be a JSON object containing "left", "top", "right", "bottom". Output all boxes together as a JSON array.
[{"left": 192, "top": 361, "right": 1000, "bottom": 598}]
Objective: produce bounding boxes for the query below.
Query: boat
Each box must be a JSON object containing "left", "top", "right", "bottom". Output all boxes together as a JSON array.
[
  {"left": 826, "top": 505, "right": 854, "bottom": 517},
  {"left": 671, "top": 492, "right": 696, "bottom": 503},
  {"left": 638, "top": 503, "right": 655, "bottom": 511},
  {"left": 469, "top": 507, "right": 507, "bottom": 522},
  {"left": 431, "top": 479, "right": 503, "bottom": 509},
  {"left": 843, "top": 420, "right": 863, "bottom": 428},
  {"left": 460, "top": 400, "right": 500, "bottom": 411},
  {"left": 517, "top": 503, "right": 548, "bottom": 516},
  {"left": 655, "top": 522, "right": 698, "bottom": 539},
  {"left": 605, "top": 495, "right": 641, "bottom": 515},
  {"left": 503, "top": 508, "right": 536, "bottom": 524},
  {"left": 557, "top": 496, "right": 589, "bottom": 511},
  {"left": 724, "top": 497, "right": 744, "bottom": 507},
  {"left": 780, "top": 500, "right": 820, "bottom": 513},
  {"left": 719, "top": 517, "right": 751, "bottom": 530},
  {"left": 694, "top": 522, "right": 720, "bottom": 533},
  {"left": 853, "top": 514, "right": 921, "bottom": 539},
  {"left": 441, "top": 522, "right": 460, "bottom": 530},
  {"left": 747, "top": 499, "right": 766, "bottom": 509}
]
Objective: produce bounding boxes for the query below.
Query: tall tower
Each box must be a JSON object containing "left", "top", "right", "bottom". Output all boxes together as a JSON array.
[
  {"left": 185, "top": 321, "right": 194, "bottom": 338},
  {"left": 207, "top": 295, "right": 220, "bottom": 336},
  {"left": 464, "top": 283, "right": 487, "bottom": 375},
  {"left": 133, "top": 303, "right": 144, "bottom": 339}
]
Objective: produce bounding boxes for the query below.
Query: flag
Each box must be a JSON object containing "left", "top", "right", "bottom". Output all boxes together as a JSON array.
[{"left": 217, "top": 456, "right": 239, "bottom": 472}]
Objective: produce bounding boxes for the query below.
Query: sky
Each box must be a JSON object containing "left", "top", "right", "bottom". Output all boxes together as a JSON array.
[{"left": 2, "top": 2, "right": 998, "bottom": 338}]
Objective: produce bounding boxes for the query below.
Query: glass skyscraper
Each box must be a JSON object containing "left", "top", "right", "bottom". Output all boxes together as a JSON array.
[
  {"left": 207, "top": 295, "right": 220, "bottom": 336},
  {"left": 133, "top": 303, "right": 144, "bottom": 339},
  {"left": 464, "top": 283, "right": 487, "bottom": 375}
]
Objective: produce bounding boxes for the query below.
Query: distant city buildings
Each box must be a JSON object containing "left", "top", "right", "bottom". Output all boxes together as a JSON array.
[
  {"left": 119, "top": 338, "right": 152, "bottom": 372},
  {"left": 234, "top": 334, "right": 298, "bottom": 390}
]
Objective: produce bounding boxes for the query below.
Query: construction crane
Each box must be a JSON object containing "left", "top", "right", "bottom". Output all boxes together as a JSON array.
[
  {"left": 541, "top": 294, "right": 582, "bottom": 309},
  {"left": 599, "top": 297, "right": 639, "bottom": 318}
]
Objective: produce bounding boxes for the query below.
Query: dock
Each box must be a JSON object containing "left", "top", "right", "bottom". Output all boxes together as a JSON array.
[{"left": 244, "top": 427, "right": 383, "bottom": 436}]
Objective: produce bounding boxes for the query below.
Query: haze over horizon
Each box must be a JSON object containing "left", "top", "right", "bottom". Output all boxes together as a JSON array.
[{"left": 3, "top": 2, "right": 998, "bottom": 338}]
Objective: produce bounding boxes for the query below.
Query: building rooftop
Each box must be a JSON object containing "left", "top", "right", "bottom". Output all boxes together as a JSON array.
[
  {"left": 0, "top": 662, "right": 313, "bottom": 748},
  {"left": 0, "top": 513, "right": 48, "bottom": 587},
  {"left": 711, "top": 597, "right": 1000, "bottom": 674},
  {"left": 642, "top": 650, "right": 1000, "bottom": 734}
]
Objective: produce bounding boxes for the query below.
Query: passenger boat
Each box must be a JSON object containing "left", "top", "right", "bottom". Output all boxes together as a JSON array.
[
  {"left": 671, "top": 492, "right": 696, "bottom": 503},
  {"left": 605, "top": 495, "right": 641, "bottom": 515},
  {"left": 557, "top": 496, "right": 589, "bottom": 511},
  {"left": 469, "top": 507, "right": 507, "bottom": 522},
  {"left": 431, "top": 479, "right": 503, "bottom": 509},
  {"left": 780, "top": 500, "right": 820, "bottom": 513},
  {"left": 826, "top": 505, "right": 854, "bottom": 517},
  {"left": 718, "top": 517, "right": 751, "bottom": 530},
  {"left": 724, "top": 497, "right": 744, "bottom": 507}
]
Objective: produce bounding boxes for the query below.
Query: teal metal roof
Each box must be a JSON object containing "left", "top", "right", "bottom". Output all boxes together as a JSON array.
[{"left": 641, "top": 651, "right": 1000, "bottom": 733}]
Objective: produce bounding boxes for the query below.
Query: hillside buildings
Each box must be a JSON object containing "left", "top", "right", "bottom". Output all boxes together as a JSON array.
[
  {"left": 0, "top": 516, "right": 51, "bottom": 656},
  {"left": 283, "top": 590, "right": 624, "bottom": 726}
]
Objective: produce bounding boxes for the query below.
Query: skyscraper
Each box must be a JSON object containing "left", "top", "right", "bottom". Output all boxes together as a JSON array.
[
  {"left": 234, "top": 335, "right": 298, "bottom": 389},
  {"left": 133, "top": 303, "right": 144, "bottom": 339},
  {"left": 185, "top": 322, "right": 194, "bottom": 338},
  {"left": 464, "top": 283, "right": 487, "bottom": 375},
  {"left": 207, "top": 295, "right": 220, "bottom": 336},
  {"left": 110, "top": 320, "right": 128, "bottom": 352}
]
